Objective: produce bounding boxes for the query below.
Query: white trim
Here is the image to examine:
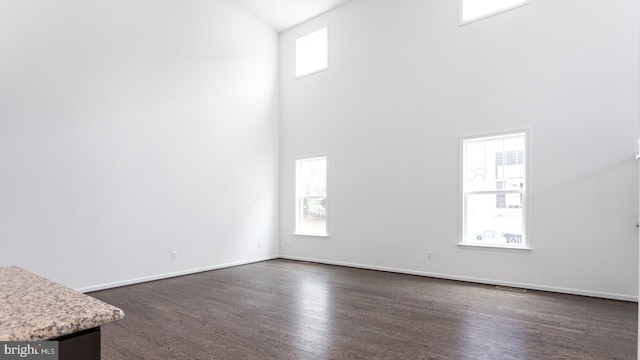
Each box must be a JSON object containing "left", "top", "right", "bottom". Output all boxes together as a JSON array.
[
  {"left": 75, "top": 255, "right": 279, "bottom": 293},
  {"left": 458, "top": 243, "right": 532, "bottom": 252},
  {"left": 293, "top": 233, "right": 330, "bottom": 238},
  {"left": 460, "top": 129, "right": 529, "bottom": 142},
  {"left": 295, "top": 66, "right": 330, "bottom": 80},
  {"left": 295, "top": 25, "right": 330, "bottom": 79},
  {"left": 466, "top": 189, "right": 524, "bottom": 195},
  {"left": 279, "top": 256, "right": 638, "bottom": 302},
  {"left": 76, "top": 255, "right": 637, "bottom": 301},
  {"left": 459, "top": 0, "right": 530, "bottom": 26}
]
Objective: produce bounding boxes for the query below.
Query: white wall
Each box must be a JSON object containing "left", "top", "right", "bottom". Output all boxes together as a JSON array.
[
  {"left": 0, "top": 0, "right": 279, "bottom": 290},
  {"left": 280, "top": 0, "right": 640, "bottom": 300}
]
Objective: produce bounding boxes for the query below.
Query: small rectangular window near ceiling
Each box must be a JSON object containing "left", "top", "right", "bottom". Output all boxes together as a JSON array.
[
  {"left": 295, "top": 27, "right": 329, "bottom": 78},
  {"left": 295, "top": 156, "right": 328, "bottom": 236},
  {"left": 460, "top": 0, "right": 530, "bottom": 24},
  {"left": 461, "top": 131, "right": 528, "bottom": 248}
]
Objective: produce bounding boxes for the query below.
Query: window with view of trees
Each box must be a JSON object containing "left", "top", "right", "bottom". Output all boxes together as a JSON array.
[
  {"left": 461, "top": 131, "right": 528, "bottom": 248},
  {"left": 295, "top": 156, "right": 328, "bottom": 236}
]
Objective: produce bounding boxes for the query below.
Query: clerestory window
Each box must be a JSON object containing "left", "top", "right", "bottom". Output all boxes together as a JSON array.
[
  {"left": 460, "top": 0, "right": 530, "bottom": 25},
  {"left": 295, "top": 26, "right": 329, "bottom": 78}
]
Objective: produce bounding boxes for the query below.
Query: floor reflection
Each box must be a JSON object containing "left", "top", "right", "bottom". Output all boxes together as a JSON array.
[
  {"left": 293, "top": 275, "right": 333, "bottom": 357},
  {"left": 458, "top": 309, "right": 532, "bottom": 360}
]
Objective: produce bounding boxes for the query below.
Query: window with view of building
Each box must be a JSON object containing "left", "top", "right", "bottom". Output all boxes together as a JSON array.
[
  {"left": 295, "top": 156, "right": 328, "bottom": 236},
  {"left": 461, "top": 131, "right": 528, "bottom": 248}
]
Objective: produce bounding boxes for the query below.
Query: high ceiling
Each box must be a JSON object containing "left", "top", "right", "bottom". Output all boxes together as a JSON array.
[{"left": 231, "top": 0, "right": 352, "bottom": 32}]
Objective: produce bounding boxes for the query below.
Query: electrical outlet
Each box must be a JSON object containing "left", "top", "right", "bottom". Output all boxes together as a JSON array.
[
  {"left": 427, "top": 252, "right": 432, "bottom": 260},
  {"left": 171, "top": 251, "right": 177, "bottom": 260}
]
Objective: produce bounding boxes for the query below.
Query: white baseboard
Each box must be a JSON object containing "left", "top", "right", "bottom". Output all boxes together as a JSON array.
[
  {"left": 76, "top": 255, "right": 279, "bottom": 293},
  {"left": 77, "top": 254, "right": 637, "bottom": 302},
  {"left": 280, "top": 255, "right": 638, "bottom": 302}
]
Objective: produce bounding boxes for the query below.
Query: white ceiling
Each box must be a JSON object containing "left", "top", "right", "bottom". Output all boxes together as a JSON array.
[{"left": 231, "top": 0, "right": 352, "bottom": 32}]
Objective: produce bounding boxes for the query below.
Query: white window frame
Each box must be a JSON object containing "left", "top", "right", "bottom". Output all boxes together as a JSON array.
[
  {"left": 295, "top": 155, "right": 329, "bottom": 237},
  {"left": 295, "top": 26, "right": 330, "bottom": 79},
  {"left": 459, "top": 0, "right": 530, "bottom": 25},
  {"left": 460, "top": 130, "right": 531, "bottom": 250}
]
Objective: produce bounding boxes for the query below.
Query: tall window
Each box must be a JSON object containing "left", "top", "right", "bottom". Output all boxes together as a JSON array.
[
  {"left": 461, "top": 131, "right": 528, "bottom": 248},
  {"left": 460, "top": 0, "right": 530, "bottom": 24},
  {"left": 295, "top": 27, "right": 329, "bottom": 78},
  {"left": 295, "top": 156, "right": 328, "bottom": 236}
]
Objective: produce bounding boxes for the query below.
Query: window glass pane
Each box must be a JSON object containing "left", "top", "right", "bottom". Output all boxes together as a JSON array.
[
  {"left": 465, "top": 141, "right": 489, "bottom": 191},
  {"left": 296, "top": 27, "right": 329, "bottom": 78},
  {"left": 465, "top": 193, "right": 523, "bottom": 246},
  {"left": 296, "top": 156, "right": 328, "bottom": 236},
  {"left": 299, "top": 157, "right": 326, "bottom": 196},
  {"left": 461, "top": 0, "right": 528, "bottom": 23},
  {"left": 464, "top": 135, "right": 525, "bottom": 192},
  {"left": 299, "top": 197, "right": 327, "bottom": 235}
]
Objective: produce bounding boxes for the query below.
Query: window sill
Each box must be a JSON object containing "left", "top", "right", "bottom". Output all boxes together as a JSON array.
[
  {"left": 294, "top": 233, "right": 330, "bottom": 238},
  {"left": 295, "top": 66, "right": 329, "bottom": 80},
  {"left": 458, "top": 243, "right": 532, "bottom": 252}
]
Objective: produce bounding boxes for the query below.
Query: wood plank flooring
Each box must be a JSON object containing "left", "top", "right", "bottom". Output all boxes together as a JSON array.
[{"left": 90, "top": 259, "right": 637, "bottom": 359}]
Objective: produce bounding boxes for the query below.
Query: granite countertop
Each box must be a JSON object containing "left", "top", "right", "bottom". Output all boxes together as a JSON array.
[{"left": 0, "top": 266, "right": 124, "bottom": 341}]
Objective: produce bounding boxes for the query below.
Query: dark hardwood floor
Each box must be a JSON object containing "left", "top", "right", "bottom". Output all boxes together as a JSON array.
[{"left": 90, "top": 259, "right": 637, "bottom": 359}]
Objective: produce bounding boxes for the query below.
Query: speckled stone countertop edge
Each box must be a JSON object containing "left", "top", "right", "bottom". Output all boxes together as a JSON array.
[{"left": 0, "top": 266, "right": 125, "bottom": 341}]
